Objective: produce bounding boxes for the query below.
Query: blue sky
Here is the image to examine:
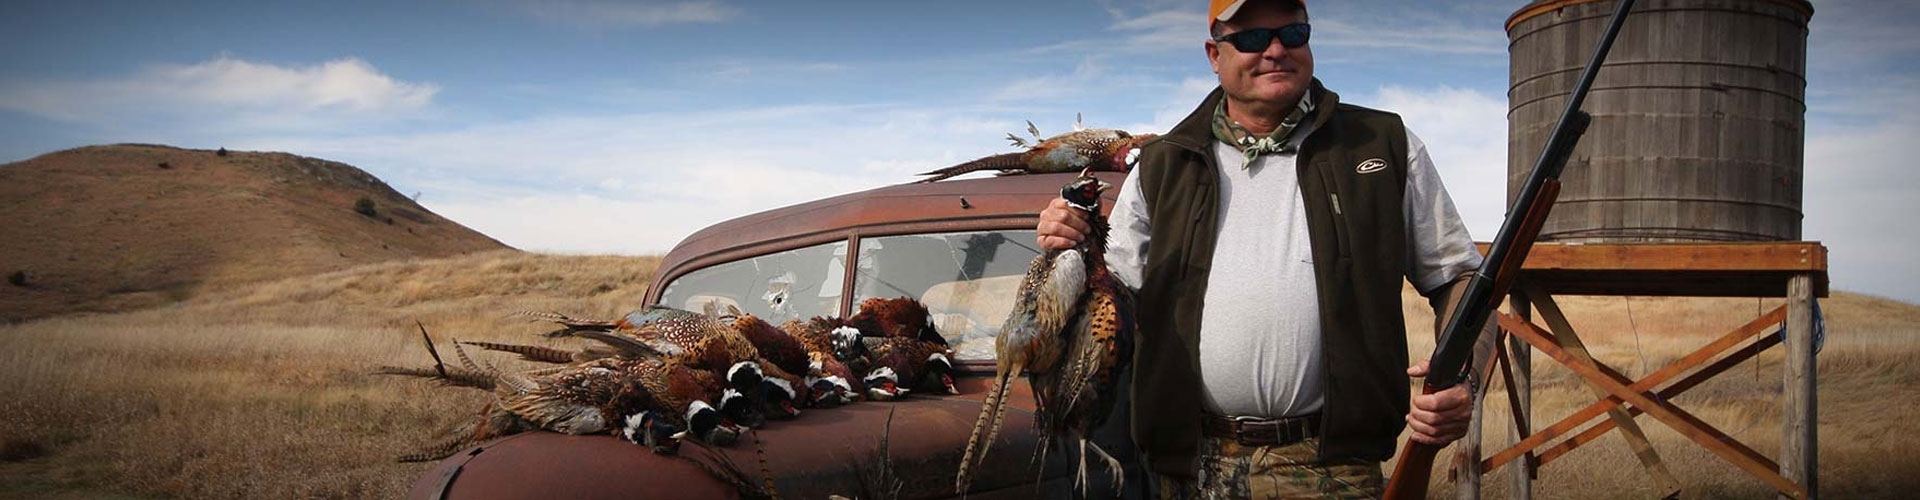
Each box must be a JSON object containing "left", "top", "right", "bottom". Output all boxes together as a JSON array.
[{"left": 2, "top": 0, "right": 1916, "bottom": 303}]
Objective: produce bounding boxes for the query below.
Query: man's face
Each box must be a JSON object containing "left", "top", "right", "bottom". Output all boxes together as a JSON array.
[{"left": 1206, "top": 3, "right": 1313, "bottom": 109}]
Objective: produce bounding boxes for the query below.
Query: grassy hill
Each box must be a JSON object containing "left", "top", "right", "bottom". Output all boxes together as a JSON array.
[{"left": 0, "top": 144, "right": 510, "bottom": 322}]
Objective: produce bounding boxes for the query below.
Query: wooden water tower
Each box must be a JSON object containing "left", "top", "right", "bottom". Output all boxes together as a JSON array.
[
  {"left": 1508, "top": 0, "right": 1812, "bottom": 242},
  {"left": 1443, "top": 1, "right": 1826, "bottom": 499}
]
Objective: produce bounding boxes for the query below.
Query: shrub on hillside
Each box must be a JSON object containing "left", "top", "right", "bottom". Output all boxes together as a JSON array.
[
  {"left": 7, "top": 271, "right": 25, "bottom": 287},
  {"left": 354, "top": 198, "right": 378, "bottom": 218},
  {"left": 0, "top": 437, "right": 47, "bottom": 462}
]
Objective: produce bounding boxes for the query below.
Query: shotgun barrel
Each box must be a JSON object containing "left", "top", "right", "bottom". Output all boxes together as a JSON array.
[{"left": 1380, "top": 0, "right": 1637, "bottom": 498}]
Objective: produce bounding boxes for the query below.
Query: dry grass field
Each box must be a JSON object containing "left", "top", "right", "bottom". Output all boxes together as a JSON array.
[
  {"left": 0, "top": 250, "right": 656, "bottom": 499},
  {"left": 2, "top": 250, "right": 1915, "bottom": 498}
]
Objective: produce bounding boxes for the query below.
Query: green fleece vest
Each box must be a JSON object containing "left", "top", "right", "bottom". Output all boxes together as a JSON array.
[{"left": 1130, "top": 82, "right": 1411, "bottom": 480}]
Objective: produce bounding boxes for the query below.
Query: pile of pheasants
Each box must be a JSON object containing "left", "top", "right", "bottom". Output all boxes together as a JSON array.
[{"left": 382, "top": 296, "right": 958, "bottom": 462}]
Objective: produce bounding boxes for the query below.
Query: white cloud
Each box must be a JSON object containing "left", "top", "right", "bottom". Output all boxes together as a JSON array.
[
  {"left": 514, "top": 0, "right": 738, "bottom": 29},
  {"left": 0, "top": 55, "right": 436, "bottom": 130},
  {"left": 1108, "top": 8, "right": 1209, "bottom": 53},
  {"left": 696, "top": 59, "right": 850, "bottom": 84},
  {"left": 991, "top": 58, "right": 1106, "bottom": 102},
  {"left": 1311, "top": 19, "right": 1506, "bottom": 56},
  {"left": 1803, "top": 116, "right": 1920, "bottom": 303},
  {"left": 1364, "top": 85, "right": 1510, "bottom": 239},
  {"left": 239, "top": 103, "right": 1038, "bottom": 254},
  {"left": 1145, "top": 77, "right": 1218, "bottom": 132}
]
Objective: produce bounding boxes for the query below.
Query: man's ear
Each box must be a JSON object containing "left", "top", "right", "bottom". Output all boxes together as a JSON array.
[{"left": 1204, "top": 40, "right": 1222, "bottom": 74}]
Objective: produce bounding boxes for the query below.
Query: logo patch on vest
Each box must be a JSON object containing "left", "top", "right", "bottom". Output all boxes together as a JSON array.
[{"left": 1355, "top": 158, "right": 1388, "bottom": 174}]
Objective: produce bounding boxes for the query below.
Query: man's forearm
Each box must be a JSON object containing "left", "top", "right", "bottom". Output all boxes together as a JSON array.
[{"left": 1425, "top": 274, "right": 1498, "bottom": 381}]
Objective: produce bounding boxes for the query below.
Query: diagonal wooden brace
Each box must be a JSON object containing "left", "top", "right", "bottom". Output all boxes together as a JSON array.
[
  {"left": 1537, "top": 328, "right": 1783, "bottom": 466},
  {"left": 1523, "top": 287, "right": 1682, "bottom": 497},
  {"left": 1483, "top": 306, "right": 1786, "bottom": 471},
  {"left": 1495, "top": 338, "right": 1539, "bottom": 477},
  {"left": 1497, "top": 313, "right": 1808, "bottom": 499}
]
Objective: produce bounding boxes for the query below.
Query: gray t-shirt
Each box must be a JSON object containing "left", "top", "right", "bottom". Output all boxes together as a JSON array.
[{"left": 1105, "top": 123, "right": 1481, "bottom": 418}]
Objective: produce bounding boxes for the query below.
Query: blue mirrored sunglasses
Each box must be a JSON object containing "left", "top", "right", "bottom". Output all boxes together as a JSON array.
[{"left": 1213, "top": 23, "right": 1311, "bottom": 52}]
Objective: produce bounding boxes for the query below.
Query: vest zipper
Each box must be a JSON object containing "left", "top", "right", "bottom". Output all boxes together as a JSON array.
[{"left": 1317, "top": 163, "right": 1351, "bottom": 259}]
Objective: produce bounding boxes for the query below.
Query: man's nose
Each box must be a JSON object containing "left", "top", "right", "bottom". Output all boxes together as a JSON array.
[{"left": 1261, "top": 37, "right": 1292, "bottom": 58}]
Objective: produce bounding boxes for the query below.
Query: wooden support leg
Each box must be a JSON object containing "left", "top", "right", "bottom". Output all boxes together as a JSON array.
[
  {"left": 1456, "top": 321, "right": 1501, "bottom": 500},
  {"left": 1508, "top": 291, "right": 1534, "bottom": 499},
  {"left": 1523, "top": 285, "right": 1683, "bottom": 498},
  {"left": 1782, "top": 274, "right": 1817, "bottom": 499},
  {"left": 1456, "top": 375, "right": 1485, "bottom": 500}
]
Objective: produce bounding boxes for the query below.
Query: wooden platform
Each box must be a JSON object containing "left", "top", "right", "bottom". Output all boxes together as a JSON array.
[
  {"left": 1476, "top": 241, "right": 1829, "bottom": 297},
  {"left": 1453, "top": 241, "right": 1826, "bottom": 500}
]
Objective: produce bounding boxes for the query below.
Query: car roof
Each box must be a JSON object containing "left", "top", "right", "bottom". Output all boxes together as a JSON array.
[{"left": 644, "top": 172, "right": 1123, "bottom": 311}]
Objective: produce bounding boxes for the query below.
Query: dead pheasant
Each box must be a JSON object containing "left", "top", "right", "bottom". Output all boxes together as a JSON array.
[
  {"left": 524, "top": 308, "right": 762, "bottom": 393},
  {"left": 956, "top": 170, "right": 1134, "bottom": 494},
  {"left": 916, "top": 115, "right": 1157, "bottom": 183},
  {"left": 779, "top": 316, "right": 866, "bottom": 407},
  {"left": 525, "top": 307, "right": 810, "bottom": 427},
  {"left": 846, "top": 296, "right": 947, "bottom": 346},
  {"left": 862, "top": 335, "right": 958, "bottom": 400},
  {"left": 729, "top": 314, "right": 814, "bottom": 414},
  {"left": 385, "top": 336, "right": 744, "bottom": 461}
]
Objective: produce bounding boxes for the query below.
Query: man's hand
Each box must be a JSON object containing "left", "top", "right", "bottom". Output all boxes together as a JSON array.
[
  {"left": 1405, "top": 360, "right": 1473, "bottom": 445},
  {"left": 1036, "top": 197, "right": 1091, "bottom": 251}
]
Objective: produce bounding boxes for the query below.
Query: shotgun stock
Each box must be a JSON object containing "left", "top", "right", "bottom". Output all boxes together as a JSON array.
[{"left": 1380, "top": 1, "right": 1635, "bottom": 498}]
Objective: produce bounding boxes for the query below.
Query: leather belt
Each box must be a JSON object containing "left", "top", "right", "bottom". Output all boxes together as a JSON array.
[{"left": 1200, "top": 413, "right": 1321, "bottom": 447}]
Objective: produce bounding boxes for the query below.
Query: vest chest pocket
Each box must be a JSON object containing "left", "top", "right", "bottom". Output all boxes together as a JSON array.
[{"left": 1308, "top": 159, "right": 1354, "bottom": 261}]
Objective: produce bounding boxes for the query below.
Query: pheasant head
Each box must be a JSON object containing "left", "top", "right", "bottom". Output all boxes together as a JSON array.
[
  {"left": 717, "top": 387, "right": 763, "bottom": 430},
  {"left": 922, "top": 351, "right": 959, "bottom": 395},
  {"left": 687, "top": 399, "right": 742, "bottom": 446},
  {"left": 863, "top": 365, "right": 908, "bottom": 401},
  {"left": 620, "top": 410, "right": 682, "bottom": 454},
  {"left": 1060, "top": 171, "right": 1113, "bottom": 213},
  {"left": 760, "top": 374, "right": 803, "bottom": 420},
  {"left": 1106, "top": 132, "right": 1156, "bottom": 173}
]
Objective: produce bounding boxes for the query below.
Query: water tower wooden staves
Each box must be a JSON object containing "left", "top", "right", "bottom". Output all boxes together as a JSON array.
[{"left": 1443, "top": 1, "right": 1826, "bottom": 498}]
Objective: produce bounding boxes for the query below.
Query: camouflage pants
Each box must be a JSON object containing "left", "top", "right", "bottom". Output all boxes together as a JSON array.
[{"left": 1155, "top": 437, "right": 1383, "bottom": 500}]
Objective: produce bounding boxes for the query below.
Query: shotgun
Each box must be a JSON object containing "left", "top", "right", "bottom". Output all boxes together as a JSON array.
[{"left": 1380, "top": 0, "right": 1636, "bottom": 498}]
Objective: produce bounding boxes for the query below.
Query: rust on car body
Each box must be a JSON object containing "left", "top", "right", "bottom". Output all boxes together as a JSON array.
[{"left": 410, "top": 172, "right": 1141, "bottom": 499}]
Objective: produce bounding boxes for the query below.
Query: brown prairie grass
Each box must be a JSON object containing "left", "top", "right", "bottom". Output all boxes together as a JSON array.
[
  {"left": 1, "top": 252, "right": 1915, "bottom": 499},
  {"left": 0, "top": 250, "right": 658, "bottom": 499}
]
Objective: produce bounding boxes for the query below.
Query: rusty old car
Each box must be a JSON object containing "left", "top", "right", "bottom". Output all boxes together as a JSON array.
[{"left": 407, "top": 171, "right": 1143, "bottom": 499}]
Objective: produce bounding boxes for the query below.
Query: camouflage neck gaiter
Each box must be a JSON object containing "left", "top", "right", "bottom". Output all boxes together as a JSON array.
[{"left": 1211, "top": 90, "right": 1315, "bottom": 167}]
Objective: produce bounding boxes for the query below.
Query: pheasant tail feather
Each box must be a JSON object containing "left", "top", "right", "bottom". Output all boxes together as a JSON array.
[
  {"left": 916, "top": 152, "right": 1028, "bottom": 183},
  {"left": 459, "top": 340, "right": 575, "bottom": 364},
  {"left": 955, "top": 361, "right": 1023, "bottom": 493}
]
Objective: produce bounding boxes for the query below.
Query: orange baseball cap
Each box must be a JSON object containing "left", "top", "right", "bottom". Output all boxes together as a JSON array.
[{"left": 1210, "top": 0, "right": 1305, "bottom": 26}]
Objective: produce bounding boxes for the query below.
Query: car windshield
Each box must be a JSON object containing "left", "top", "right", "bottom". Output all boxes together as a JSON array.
[
  {"left": 853, "top": 230, "right": 1041, "bottom": 361},
  {"left": 657, "top": 240, "right": 848, "bottom": 324}
]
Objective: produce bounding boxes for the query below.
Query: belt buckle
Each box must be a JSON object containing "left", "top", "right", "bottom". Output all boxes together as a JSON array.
[{"left": 1231, "top": 416, "right": 1273, "bottom": 446}]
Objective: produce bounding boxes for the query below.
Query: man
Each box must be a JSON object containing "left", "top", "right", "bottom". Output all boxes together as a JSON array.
[{"left": 1035, "top": 0, "right": 1485, "bottom": 497}]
